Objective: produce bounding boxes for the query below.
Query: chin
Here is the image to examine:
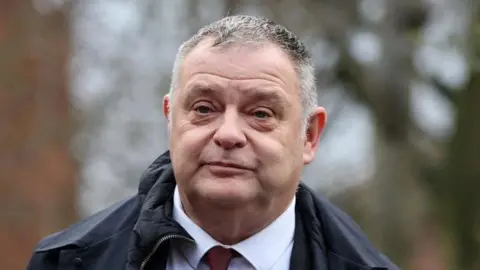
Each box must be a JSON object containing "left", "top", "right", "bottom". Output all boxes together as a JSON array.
[{"left": 198, "top": 184, "right": 256, "bottom": 207}]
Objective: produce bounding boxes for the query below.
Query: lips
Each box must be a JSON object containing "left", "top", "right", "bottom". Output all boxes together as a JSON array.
[{"left": 204, "top": 161, "right": 253, "bottom": 171}]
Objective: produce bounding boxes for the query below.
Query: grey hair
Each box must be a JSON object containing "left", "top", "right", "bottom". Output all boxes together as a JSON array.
[{"left": 168, "top": 15, "right": 317, "bottom": 132}]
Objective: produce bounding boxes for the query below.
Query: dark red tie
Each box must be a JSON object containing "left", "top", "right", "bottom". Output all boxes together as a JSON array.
[{"left": 205, "top": 246, "right": 235, "bottom": 270}]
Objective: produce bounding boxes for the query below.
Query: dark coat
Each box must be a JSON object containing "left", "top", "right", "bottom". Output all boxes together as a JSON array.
[{"left": 26, "top": 151, "right": 399, "bottom": 270}]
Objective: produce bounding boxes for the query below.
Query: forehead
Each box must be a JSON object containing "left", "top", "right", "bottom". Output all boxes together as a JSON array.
[{"left": 177, "top": 39, "right": 299, "bottom": 99}]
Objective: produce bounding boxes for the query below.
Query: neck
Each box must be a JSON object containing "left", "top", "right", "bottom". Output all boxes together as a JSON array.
[{"left": 180, "top": 193, "right": 294, "bottom": 245}]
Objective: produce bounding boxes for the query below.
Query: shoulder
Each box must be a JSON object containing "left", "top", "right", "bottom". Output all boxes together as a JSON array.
[
  {"left": 26, "top": 196, "right": 141, "bottom": 269},
  {"left": 297, "top": 184, "right": 399, "bottom": 269},
  {"left": 27, "top": 196, "right": 140, "bottom": 270},
  {"left": 33, "top": 195, "right": 140, "bottom": 252}
]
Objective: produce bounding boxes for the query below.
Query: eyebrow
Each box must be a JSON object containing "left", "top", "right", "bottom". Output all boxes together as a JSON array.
[
  {"left": 183, "top": 83, "right": 290, "bottom": 108},
  {"left": 240, "top": 88, "right": 289, "bottom": 108},
  {"left": 183, "top": 85, "right": 221, "bottom": 106}
]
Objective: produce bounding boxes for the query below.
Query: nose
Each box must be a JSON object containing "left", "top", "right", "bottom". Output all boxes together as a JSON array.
[{"left": 213, "top": 107, "right": 247, "bottom": 149}]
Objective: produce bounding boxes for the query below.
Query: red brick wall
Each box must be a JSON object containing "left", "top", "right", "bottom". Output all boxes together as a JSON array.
[{"left": 0, "top": 2, "right": 77, "bottom": 269}]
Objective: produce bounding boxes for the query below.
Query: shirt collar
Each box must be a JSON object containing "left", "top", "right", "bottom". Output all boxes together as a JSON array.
[{"left": 173, "top": 186, "right": 296, "bottom": 269}]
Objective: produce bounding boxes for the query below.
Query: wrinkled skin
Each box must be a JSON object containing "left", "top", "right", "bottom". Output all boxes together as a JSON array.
[{"left": 164, "top": 39, "right": 327, "bottom": 244}]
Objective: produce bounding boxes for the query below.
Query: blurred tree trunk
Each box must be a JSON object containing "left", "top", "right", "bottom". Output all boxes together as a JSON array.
[
  {"left": 442, "top": 71, "right": 480, "bottom": 270},
  {"left": 430, "top": 5, "right": 480, "bottom": 268},
  {"left": 0, "top": 1, "right": 76, "bottom": 269}
]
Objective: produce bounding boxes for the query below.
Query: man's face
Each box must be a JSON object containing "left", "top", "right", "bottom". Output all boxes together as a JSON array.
[{"left": 166, "top": 40, "right": 325, "bottom": 208}]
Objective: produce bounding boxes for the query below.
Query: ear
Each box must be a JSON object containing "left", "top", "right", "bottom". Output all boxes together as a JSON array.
[
  {"left": 163, "top": 94, "right": 170, "bottom": 120},
  {"left": 303, "top": 107, "right": 327, "bottom": 165}
]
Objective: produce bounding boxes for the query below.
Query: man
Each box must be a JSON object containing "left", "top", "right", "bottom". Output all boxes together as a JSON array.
[{"left": 27, "top": 15, "right": 398, "bottom": 270}]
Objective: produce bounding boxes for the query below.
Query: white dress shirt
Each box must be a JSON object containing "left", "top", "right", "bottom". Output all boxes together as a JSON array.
[{"left": 166, "top": 186, "right": 296, "bottom": 270}]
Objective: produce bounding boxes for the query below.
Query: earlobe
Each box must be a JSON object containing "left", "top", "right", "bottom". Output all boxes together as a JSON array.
[
  {"left": 163, "top": 95, "right": 170, "bottom": 120},
  {"left": 303, "top": 107, "right": 327, "bottom": 164}
]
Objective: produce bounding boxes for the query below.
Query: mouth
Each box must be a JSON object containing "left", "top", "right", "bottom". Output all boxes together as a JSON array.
[{"left": 204, "top": 161, "right": 253, "bottom": 171}]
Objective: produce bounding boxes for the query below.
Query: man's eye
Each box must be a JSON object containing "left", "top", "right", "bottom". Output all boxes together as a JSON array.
[
  {"left": 252, "top": 110, "right": 271, "bottom": 119},
  {"left": 194, "top": 105, "right": 213, "bottom": 114}
]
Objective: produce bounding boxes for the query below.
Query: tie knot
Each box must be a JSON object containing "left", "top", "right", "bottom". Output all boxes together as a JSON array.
[{"left": 205, "top": 246, "right": 236, "bottom": 270}]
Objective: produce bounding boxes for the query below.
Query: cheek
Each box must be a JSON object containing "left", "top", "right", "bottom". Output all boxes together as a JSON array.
[
  {"left": 169, "top": 123, "right": 211, "bottom": 181},
  {"left": 252, "top": 129, "right": 304, "bottom": 183},
  {"left": 253, "top": 126, "right": 303, "bottom": 162},
  {"left": 170, "top": 118, "right": 210, "bottom": 150}
]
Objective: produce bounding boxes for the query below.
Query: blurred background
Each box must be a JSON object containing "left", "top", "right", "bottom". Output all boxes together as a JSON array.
[{"left": 1, "top": 0, "right": 479, "bottom": 269}]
